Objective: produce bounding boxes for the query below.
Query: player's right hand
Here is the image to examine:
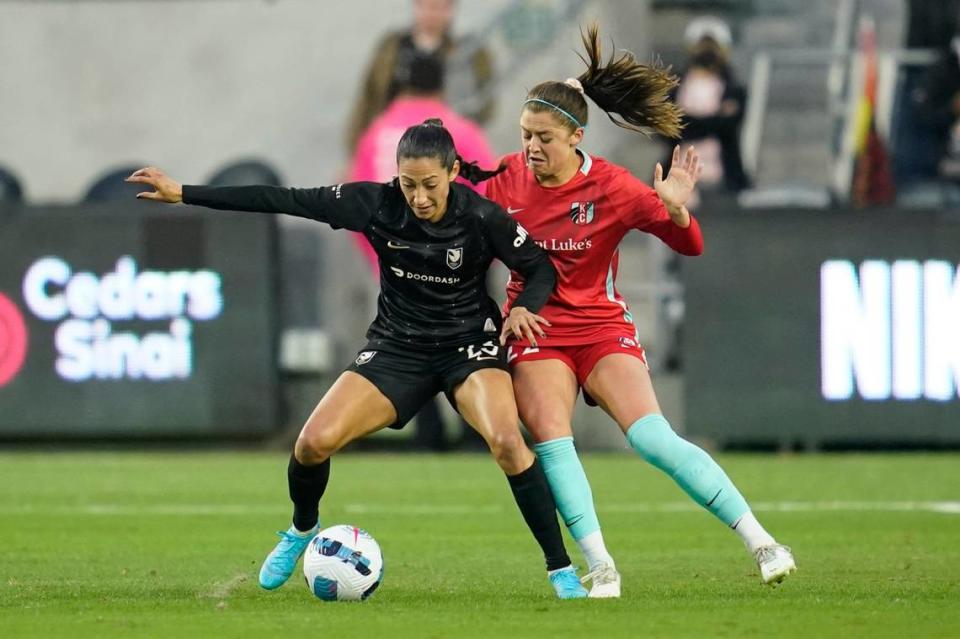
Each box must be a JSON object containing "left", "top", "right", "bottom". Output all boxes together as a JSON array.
[{"left": 126, "top": 167, "right": 184, "bottom": 203}]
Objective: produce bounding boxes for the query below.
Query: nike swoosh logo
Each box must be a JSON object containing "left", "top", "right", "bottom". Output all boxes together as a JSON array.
[
  {"left": 506, "top": 207, "right": 524, "bottom": 215},
  {"left": 387, "top": 241, "right": 410, "bottom": 249}
]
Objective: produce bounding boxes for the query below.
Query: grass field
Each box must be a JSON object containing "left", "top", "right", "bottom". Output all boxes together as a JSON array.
[{"left": 1, "top": 451, "right": 958, "bottom": 638}]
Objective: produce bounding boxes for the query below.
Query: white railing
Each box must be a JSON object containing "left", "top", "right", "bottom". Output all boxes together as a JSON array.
[{"left": 741, "top": 10, "right": 940, "bottom": 204}]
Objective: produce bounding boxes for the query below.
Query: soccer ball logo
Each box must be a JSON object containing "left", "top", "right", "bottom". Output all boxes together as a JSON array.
[{"left": 303, "top": 524, "right": 384, "bottom": 601}]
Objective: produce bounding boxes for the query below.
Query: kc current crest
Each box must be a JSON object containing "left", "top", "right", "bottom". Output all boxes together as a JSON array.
[{"left": 570, "top": 201, "right": 595, "bottom": 225}]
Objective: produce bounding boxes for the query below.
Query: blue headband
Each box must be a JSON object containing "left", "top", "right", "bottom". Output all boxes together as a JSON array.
[{"left": 523, "top": 98, "right": 586, "bottom": 129}]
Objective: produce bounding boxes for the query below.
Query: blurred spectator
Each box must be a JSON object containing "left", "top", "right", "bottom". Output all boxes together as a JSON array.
[
  {"left": 905, "top": 0, "right": 960, "bottom": 51},
  {"left": 892, "top": 0, "right": 960, "bottom": 190},
  {"left": 0, "top": 165, "right": 24, "bottom": 205},
  {"left": 350, "top": 53, "right": 495, "bottom": 189},
  {"left": 663, "top": 16, "right": 750, "bottom": 198},
  {"left": 344, "top": 0, "right": 494, "bottom": 155},
  {"left": 917, "top": 37, "right": 960, "bottom": 175},
  {"left": 84, "top": 165, "right": 150, "bottom": 202},
  {"left": 208, "top": 159, "right": 284, "bottom": 187},
  {"left": 348, "top": 52, "right": 495, "bottom": 451},
  {"left": 912, "top": 35, "right": 960, "bottom": 202}
]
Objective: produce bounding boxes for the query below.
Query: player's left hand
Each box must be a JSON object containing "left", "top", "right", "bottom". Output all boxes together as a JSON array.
[
  {"left": 654, "top": 145, "right": 702, "bottom": 215},
  {"left": 500, "top": 306, "right": 550, "bottom": 347}
]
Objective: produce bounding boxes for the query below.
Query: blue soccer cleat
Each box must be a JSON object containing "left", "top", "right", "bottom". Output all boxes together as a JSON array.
[
  {"left": 258, "top": 525, "right": 318, "bottom": 590},
  {"left": 548, "top": 566, "right": 588, "bottom": 599}
]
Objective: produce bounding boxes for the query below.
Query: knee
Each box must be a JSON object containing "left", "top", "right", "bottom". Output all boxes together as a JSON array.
[
  {"left": 625, "top": 414, "right": 689, "bottom": 468},
  {"left": 486, "top": 428, "right": 529, "bottom": 469},
  {"left": 295, "top": 429, "right": 339, "bottom": 465}
]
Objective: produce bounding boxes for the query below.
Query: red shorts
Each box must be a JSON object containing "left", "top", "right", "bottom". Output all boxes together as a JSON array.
[{"left": 507, "top": 335, "right": 648, "bottom": 406}]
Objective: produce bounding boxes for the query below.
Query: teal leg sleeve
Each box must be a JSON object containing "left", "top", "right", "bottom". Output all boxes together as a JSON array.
[
  {"left": 626, "top": 414, "right": 749, "bottom": 526},
  {"left": 533, "top": 437, "right": 601, "bottom": 541}
]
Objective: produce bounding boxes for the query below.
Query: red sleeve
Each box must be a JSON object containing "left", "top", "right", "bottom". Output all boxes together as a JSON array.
[{"left": 619, "top": 172, "right": 704, "bottom": 256}]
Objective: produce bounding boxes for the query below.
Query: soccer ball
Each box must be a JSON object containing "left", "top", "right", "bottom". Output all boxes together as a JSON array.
[{"left": 303, "top": 524, "right": 384, "bottom": 601}]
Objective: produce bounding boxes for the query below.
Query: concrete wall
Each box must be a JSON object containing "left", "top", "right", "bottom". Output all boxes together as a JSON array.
[
  {"left": 0, "top": 0, "right": 663, "bottom": 202},
  {"left": 0, "top": 0, "right": 511, "bottom": 202}
]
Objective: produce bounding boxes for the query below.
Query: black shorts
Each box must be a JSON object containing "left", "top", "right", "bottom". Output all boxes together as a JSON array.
[{"left": 346, "top": 338, "right": 508, "bottom": 430}]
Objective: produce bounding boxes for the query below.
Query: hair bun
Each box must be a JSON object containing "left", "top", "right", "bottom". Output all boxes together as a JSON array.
[{"left": 423, "top": 118, "right": 444, "bottom": 127}]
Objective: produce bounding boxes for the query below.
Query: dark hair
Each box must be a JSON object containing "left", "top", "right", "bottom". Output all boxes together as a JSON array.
[
  {"left": 396, "top": 118, "right": 505, "bottom": 184},
  {"left": 524, "top": 23, "right": 683, "bottom": 139}
]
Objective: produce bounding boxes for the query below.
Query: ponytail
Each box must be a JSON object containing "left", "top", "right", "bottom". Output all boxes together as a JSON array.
[
  {"left": 578, "top": 23, "right": 682, "bottom": 138},
  {"left": 523, "top": 23, "right": 683, "bottom": 139},
  {"left": 456, "top": 155, "right": 506, "bottom": 184}
]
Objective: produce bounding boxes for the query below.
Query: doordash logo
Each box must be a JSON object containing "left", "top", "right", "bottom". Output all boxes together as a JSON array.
[{"left": 0, "top": 292, "right": 29, "bottom": 387}]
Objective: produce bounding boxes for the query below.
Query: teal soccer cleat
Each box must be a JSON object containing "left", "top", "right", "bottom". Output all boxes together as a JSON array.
[
  {"left": 258, "top": 525, "right": 318, "bottom": 590},
  {"left": 548, "top": 566, "right": 588, "bottom": 599}
]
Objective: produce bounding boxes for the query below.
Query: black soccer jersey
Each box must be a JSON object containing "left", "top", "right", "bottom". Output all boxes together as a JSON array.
[{"left": 182, "top": 181, "right": 556, "bottom": 351}]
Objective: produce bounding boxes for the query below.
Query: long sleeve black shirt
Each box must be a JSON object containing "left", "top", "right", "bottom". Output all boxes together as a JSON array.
[{"left": 182, "top": 181, "right": 556, "bottom": 352}]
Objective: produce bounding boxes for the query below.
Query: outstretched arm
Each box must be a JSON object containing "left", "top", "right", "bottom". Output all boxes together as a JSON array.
[{"left": 126, "top": 166, "right": 378, "bottom": 231}]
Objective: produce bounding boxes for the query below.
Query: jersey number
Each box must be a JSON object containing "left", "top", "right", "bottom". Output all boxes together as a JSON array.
[{"left": 466, "top": 340, "right": 500, "bottom": 361}]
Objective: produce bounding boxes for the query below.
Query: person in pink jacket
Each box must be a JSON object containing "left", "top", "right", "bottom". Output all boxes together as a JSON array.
[{"left": 349, "top": 52, "right": 496, "bottom": 269}]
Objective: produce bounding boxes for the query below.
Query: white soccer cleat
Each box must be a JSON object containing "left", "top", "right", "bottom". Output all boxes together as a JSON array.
[
  {"left": 580, "top": 563, "right": 621, "bottom": 598},
  {"left": 755, "top": 544, "right": 796, "bottom": 585}
]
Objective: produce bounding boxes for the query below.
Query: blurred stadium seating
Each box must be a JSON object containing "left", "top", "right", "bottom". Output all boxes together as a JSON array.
[
  {"left": 207, "top": 159, "right": 284, "bottom": 187},
  {"left": 0, "top": 164, "right": 24, "bottom": 205}
]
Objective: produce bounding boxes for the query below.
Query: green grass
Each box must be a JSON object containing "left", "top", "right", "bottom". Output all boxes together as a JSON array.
[{"left": 1, "top": 452, "right": 958, "bottom": 638}]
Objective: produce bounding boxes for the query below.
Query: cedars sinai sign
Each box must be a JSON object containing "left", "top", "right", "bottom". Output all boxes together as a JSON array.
[
  {"left": 22, "top": 255, "right": 223, "bottom": 382},
  {"left": 0, "top": 205, "right": 277, "bottom": 437}
]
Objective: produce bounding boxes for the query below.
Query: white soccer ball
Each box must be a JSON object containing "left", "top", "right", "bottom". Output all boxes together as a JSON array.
[{"left": 303, "top": 524, "right": 384, "bottom": 601}]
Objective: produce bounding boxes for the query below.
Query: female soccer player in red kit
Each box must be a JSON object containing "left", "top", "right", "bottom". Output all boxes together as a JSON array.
[{"left": 484, "top": 25, "right": 796, "bottom": 597}]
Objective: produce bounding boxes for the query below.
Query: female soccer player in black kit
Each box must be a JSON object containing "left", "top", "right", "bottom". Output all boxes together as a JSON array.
[{"left": 127, "top": 119, "right": 589, "bottom": 599}]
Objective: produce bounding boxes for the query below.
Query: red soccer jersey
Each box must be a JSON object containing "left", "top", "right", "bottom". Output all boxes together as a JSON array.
[{"left": 485, "top": 150, "right": 704, "bottom": 346}]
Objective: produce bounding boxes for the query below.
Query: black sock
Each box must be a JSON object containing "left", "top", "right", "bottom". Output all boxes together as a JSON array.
[
  {"left": 288, "top": 453, "right": 330, "bottom": 532},
  {"left": 506, "top": 457, "right": 572, "bottom": 572}
]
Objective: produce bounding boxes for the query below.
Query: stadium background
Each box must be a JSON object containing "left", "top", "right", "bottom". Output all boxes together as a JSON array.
[
  {"left": 2, "top": 0, "right": 955, "bottom": 449},
  {"left": 1, "top": 2, "right": 958, "bottom": 637}
]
